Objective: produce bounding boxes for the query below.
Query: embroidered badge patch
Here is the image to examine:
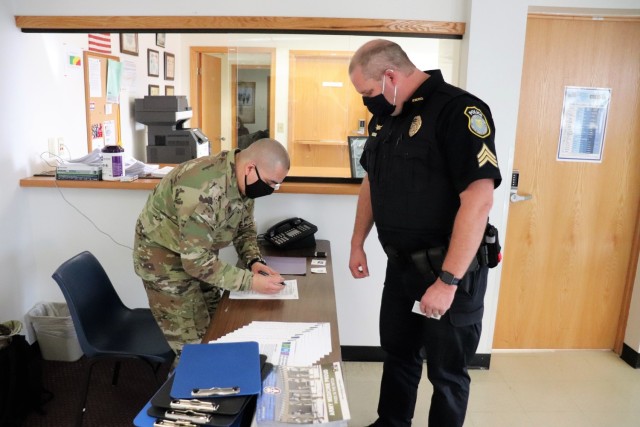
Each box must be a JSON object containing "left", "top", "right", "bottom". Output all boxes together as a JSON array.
[
  {"left": 409, "top": 116, "right": 422, "bottom": 137},
  {"left": 464, "top": 106, "right": 491, "bottom": 138},
  {"left": 477, "top": 143, "right": 498, "bottom": 168}
]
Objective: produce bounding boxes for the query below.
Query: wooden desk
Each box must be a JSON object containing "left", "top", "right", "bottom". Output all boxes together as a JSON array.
[{"left": 203, "top": 240, "right": 341, "bottom": 364}]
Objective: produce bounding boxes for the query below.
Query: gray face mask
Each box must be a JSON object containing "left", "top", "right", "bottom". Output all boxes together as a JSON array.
[
  {"left": 362, "top": 74, "right": 397, "bottom": 116},
  {"left": 245, "top": 166, "right": 275, "bottom": 199}
]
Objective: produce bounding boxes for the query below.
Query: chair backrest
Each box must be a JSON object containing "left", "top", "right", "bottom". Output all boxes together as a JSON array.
[{"left": 51, "top": 251, "right": 127, "bottom": 355}]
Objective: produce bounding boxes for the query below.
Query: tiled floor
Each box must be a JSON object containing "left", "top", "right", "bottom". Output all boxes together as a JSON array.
[{"left": 343, "top": 350, "right": 640, "bottom": 427}]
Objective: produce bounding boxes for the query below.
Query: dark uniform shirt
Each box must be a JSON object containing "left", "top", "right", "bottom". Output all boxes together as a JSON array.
[{"left": 360, "top": 69, "right": 502, "bottom": 253}]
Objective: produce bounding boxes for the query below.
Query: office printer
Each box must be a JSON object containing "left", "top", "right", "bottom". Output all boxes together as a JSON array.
[{"left": 134, "top": 95, "right": 210, "bottom": 164}]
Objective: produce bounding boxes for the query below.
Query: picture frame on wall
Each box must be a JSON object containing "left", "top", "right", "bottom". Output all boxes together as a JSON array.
[
  {"left": 149, "top": 84, "right": 160, "bottom": 96},
  {"left": 156, "top": 33, "right": 166, "bottom": 48},
  {"left": 164, "top": 52, "right": 175, "bottom": 81},
  {"left": 348, "top": 136, "right": 368, "bottom": 178},
  {"left": 119, "top": 33, "right": 138, "bottom": 56},
  {"left": 147, "top": 49, "right": 160, "bottom": 77},
  {"left": 237, "top": 81, "right": 256, "bottom": 124},
  {"left": 165, "top": 85, "right": 175, "bottom": 96}
]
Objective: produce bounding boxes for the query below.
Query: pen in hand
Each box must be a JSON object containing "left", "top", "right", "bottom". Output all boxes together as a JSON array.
[{"left": 258, "top": 270, "right": 286, "bottom": 285}]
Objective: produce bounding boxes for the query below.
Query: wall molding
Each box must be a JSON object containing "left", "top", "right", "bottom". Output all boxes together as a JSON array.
[{"left": 14, "top": 16, "right": 465, "bottom": 37}]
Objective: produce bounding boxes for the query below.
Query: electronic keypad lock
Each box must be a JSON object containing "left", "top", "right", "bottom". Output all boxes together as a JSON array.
[{"left": 510, "top": 170, "right": 532, "bottom": 203}]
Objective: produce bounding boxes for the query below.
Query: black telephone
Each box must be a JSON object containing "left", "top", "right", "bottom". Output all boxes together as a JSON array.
[{"left": 263, "top": 217, "right": 318, "bottom": 249}]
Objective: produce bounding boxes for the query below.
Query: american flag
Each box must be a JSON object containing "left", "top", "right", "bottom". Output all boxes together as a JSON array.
[{"left": 88, "top": 33, "right": 112, "bottom": 54}]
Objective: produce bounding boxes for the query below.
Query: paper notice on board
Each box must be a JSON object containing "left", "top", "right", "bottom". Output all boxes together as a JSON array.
[
  {"left": 88, "top": 57, "right": 102, "bottom": 98},
  {"left": 106, "top": 59, "right": 122, "bottom": 104},
  {"left": 103, "top": 120, "right": 116, "bottom": 146}
]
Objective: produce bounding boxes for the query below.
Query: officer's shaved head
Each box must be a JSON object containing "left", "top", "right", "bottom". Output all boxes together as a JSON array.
[{"left": 349, "top": 39, "right": 416, "bottom": 80}]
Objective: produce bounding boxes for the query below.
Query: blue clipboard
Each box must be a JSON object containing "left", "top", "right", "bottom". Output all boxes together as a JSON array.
[{"left": 170, "top": 342, "right": 261, "bottom": 399}]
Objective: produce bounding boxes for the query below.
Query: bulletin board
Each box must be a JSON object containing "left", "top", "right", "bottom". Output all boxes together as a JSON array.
[{"left": 83, "top": 51, "right": 121, "bottom": 151}]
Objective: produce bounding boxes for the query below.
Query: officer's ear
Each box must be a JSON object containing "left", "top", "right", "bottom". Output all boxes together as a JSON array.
[{"left": 384, "top": 69, "right": 396, "bottom": 83}]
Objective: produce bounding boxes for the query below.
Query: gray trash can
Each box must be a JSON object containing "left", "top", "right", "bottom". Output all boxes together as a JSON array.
[{"left": 28, "top": 302, "right": 83, "bottom": 361}]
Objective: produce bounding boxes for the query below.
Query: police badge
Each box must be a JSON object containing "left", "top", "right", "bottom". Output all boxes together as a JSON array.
[
  {"left": 464, "top": 106, "right": 491, "bottom": 138},
  {"left": 409, "top": 116, "right": 422, "bottom": 137}
]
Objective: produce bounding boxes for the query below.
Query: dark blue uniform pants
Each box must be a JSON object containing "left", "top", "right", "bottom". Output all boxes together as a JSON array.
[{"left": 374, "top": 264, "right": 482, "bottom": 427}]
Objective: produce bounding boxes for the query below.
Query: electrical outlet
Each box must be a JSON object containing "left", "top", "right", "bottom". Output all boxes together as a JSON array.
[
  {"left": 57, "top": 137, "right": 66, "bottom": 159},
  {"left": 48, "top": 137, "right": 57, "bottom": 157}
]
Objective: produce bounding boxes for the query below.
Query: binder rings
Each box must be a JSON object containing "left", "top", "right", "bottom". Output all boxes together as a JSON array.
[{"left": 170, "top": 342, "right": 262, "bottom": 399}]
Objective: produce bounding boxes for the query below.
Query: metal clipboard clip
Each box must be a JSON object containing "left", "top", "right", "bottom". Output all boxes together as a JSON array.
[
  {"left": 153, "top": 419, "right": 198, "bottom": 427},
  {"left": 170, "top": 398, "right": 220, "bottom": 413},
  {"left": 191, "top": 386, "right": 240, "bottom": 397},
  {"left": 165, "top": 409, "right": 212, "bottom": 424}
]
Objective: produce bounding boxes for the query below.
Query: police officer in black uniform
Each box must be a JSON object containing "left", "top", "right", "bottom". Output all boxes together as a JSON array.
[{"left": 348, "top": 39, "right": 502, "bottom": 427}]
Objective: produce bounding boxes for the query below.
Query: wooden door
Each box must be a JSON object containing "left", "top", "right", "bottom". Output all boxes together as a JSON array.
[
  {"left": 288, "top": 51, "right": 368, "bottom": 173},
  {"left": 493, "top": 15, "right": 640, "bottom": 349},
  {"left": 201, "top": 54, "right": 222, "bottom": 154}
]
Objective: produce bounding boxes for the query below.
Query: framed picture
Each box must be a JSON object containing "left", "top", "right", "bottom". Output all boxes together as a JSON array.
[
  {"left": 165, "top": 85, "right": 175, "bottom": 96},
  {"left": 148, "top": 84, "right": 160, "bottom": 96},
  {"left": 348, "top": 136, "right": 368, "bottom": 178},
  {"left": 237, "top": 81, "right": 256, "bottom": 124},
  {"left": 164, "top": 52, "right": 175, "bottom": 81},
  {"left": 156, "top": 33, "right": 166, "bottom": 48},
  {"left": 147, "top": 49, "right": 159, "bottom": 77},
  {"left": 119, "top": 33, "right": 138, "bottom": 56}
]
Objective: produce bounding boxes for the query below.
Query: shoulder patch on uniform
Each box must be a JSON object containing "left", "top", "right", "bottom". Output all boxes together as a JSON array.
[
  {"left": 464, "top": 106, "right": 491, "bottom": 138},
  {"left": 477, "top": 143, "right": 498, "bottom": 168},
  {"left": 408, "top": 116, "right": 422, "bottom": 137}
]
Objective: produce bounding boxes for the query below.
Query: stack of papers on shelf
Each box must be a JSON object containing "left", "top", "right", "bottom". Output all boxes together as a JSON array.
[
  {"left": 151, "top": 166, "right": 174, "bottom": 178},
  {"left": 211, "top": 321, "right": 332, "bottom": 367},
  {"left": 256, "top": 362, "right": 350, "bottom": 427},
  {"left": 61, "top": 148, "right": 162, "bottom": 178}
]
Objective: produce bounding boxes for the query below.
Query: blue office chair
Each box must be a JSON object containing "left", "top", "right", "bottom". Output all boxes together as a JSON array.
[{"left": 52, "top": 251, "right": 175, "bottom": 427}]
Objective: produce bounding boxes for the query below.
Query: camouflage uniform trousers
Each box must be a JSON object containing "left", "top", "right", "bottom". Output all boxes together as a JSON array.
[{"left": 142, "top": 276, "right": 222, "bottom": 360}]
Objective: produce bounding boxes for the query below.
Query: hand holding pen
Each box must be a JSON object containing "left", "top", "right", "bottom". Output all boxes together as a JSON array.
[{"left": 251, "top": 268, "right": 286, "bottom": 294}]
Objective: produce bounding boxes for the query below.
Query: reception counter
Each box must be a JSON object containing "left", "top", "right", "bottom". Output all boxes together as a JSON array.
[{"left": 19, "top": 175, "right": 361, "bottom": 195}]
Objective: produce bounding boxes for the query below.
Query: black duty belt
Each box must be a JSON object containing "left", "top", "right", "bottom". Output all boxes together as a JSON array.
[{"left": 383, "top": 245, "right": 481, "bottom": 292}]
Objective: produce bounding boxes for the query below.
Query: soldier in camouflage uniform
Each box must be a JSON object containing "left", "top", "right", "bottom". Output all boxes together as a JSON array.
[{"left": 133, "top": 138, "right": 290, "bottom": 357}]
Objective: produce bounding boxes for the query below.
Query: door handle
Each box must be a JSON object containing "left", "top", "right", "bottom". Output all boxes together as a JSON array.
[
  {"left": 510, "top": 189, "right": 532, "bottom": 203},
  {"left": 510, "top": 169, "right": 532, "bottom": 203}
]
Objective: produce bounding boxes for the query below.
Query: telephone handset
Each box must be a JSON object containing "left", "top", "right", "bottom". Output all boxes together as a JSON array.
[{"left": 264, "top": 217, "right": 318, "bottom": 249}]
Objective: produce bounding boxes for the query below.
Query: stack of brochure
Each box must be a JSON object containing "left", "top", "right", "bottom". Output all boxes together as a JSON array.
[{"left": 256, "top": 362, "right": 350, "bottom": 426}]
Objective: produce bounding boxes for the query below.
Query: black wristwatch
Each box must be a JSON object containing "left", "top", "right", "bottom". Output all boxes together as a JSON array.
[
  {"left": 247, "top": 257, "right": 266, "bottom": 269},
  {"left": 439, "top": 270, "right": 461, "bottom": 286}
]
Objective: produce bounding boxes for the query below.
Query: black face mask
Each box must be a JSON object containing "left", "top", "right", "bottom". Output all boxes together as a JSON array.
[
  {"left": 363, "top": 94, "right": 396, "bottom": 117},
  {"left": 362, "top": 74, "right": 397, "bottom": 116},
  {"left": 245, "top": 166, "right": 275, "bottom": 199}
]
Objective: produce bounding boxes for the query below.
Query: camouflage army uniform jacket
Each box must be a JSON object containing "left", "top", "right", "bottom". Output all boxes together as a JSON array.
[{"left": 133, "top": 150, "right": 261, "bottom": 292}]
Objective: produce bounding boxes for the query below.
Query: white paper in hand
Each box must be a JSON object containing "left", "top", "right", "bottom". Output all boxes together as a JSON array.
[{"left": 412, "top": 301, "right": 441, "bottom": 320}]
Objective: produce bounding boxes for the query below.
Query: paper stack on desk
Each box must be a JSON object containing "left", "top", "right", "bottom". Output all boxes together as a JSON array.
[{"left": 211, "top": 321, "right": 332, "bottom": 367}]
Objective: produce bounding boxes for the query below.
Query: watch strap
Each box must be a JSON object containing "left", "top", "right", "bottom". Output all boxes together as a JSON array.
[
  {"left": 439, "top": 270, "right": 461, "bottom": 286},
  {"left": 247, "top": 257, "right": 266, "bottom": 269}
]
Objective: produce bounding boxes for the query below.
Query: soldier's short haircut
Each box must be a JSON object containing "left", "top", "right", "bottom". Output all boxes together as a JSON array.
[{"left": 244, "top": 138, "right": 290, "bottom": 171}]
